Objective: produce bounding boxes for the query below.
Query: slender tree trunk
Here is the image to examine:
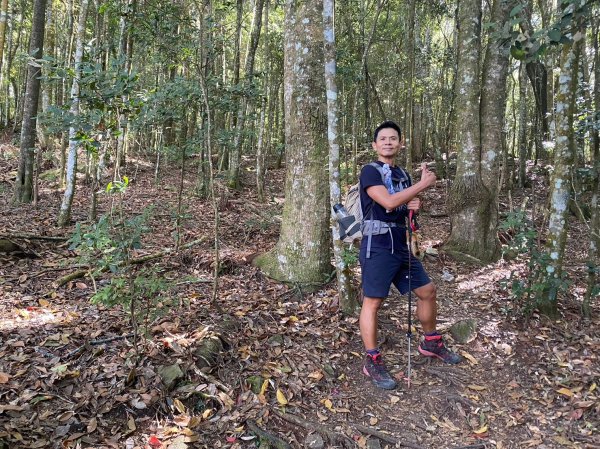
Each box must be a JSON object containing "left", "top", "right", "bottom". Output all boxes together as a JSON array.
[
  {"left": 256, "top": 0, "right": 269, "bottom": 202},
  {"left": 405, "top": 0, "right": 416, "bottom": 164},
  {"left": 518, "top": 62, "right": 528, "bottom": 188},
  {"left": 583, "top": 16, "right": 599, "bottom": 318},
  {"left": 537, "top": 19, "right": 584, "bottom": 316},
  {"left": 13, "top": 0, "right": 47, "bottom": 204},
  {"left": 0, "top": 0, "right": 9, "bottom": 76},
  {"left": 219, "top": 0, "right": 243, "bottom": 172},
  {"left": 359, "top": 0, "right": 385, "bottom": 150},
  {"left": 38, "top": 0, "right": 53, "bottom": 152},
  {"left": 323, "top": 0, "right": 358, "bottom": 314},
  {"left": 57, "top": 0, "right": 89, "bottom": 227},
  {"left": 228, "top": 0, "right": 265, "bottom": 189},
  {"left": 254, "top": 0, "right": 331, "bottom": 287}
]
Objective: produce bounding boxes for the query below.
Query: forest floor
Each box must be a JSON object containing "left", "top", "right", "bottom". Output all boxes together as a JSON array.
[{"left": 0, "top": 144, "right": 599, "bottom": 449}]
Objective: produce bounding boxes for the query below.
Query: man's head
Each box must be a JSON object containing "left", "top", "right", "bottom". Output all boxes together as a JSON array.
[
  {"left": 373, "top": 121, "right": 402, "bottom": 143},
  {"left": 372, "top": 121, "right": 402, "bottom": 161}
]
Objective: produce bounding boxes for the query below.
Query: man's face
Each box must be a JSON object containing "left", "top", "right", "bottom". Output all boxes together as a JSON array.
[{"left": 372, "top": 127, "right": 400, "bottom": 158}]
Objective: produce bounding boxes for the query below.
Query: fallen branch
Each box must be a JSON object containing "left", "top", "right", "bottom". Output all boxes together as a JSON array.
[
  {"left": 53, "top": 238, "right": 206, "bottom": 288},
  {"left": 0, "top": 233, "right": 68, "bottom": 241},
  {"left": 247, "top": 420, "right": 292, "bottom": 449},
  {"left": 191, "top": 365, "right": 231, "bottom": 394},
  {"left": 64, "top": 333, "right": 135, "bottom": 359},
  {"left": 271, "top": 409, "right": 355, "bottom": 448},
  {"left": 449, "top": 444, "right": 488, "bottom": 449},
  {"left": 353, "top": 424, "right": 425, "bottom": 449}
]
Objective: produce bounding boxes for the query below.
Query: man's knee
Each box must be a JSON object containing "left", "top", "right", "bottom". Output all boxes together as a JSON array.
[
  {"left": 415, "top": 282, "right": 436, "bottom": 301},
  {"left": 362, "top": 296, "right": 383, "bottom": 311}
]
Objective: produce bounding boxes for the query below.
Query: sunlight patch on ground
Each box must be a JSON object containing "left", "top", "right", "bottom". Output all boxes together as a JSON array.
[
  {"left": 0, "top": 292, "right": 76, "bottom": 332},
  {"left": 455, "top": 261, "right": 514, "bottom": 293}
]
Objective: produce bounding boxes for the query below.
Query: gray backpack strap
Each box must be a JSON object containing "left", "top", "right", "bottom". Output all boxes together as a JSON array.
[
  {"left": 364, "top": 163, "right": 384, "bottom": 259},
  {"left": 364, "top": 162, "right": 387, "bottom": 259}
]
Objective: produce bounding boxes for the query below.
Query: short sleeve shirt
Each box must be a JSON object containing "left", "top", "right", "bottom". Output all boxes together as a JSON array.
[{"left": 359, "top": 161, "right": 412, "bottom": 250}]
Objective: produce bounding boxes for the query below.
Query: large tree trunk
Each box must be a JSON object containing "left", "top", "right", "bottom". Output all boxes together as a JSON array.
[
  {"left": 445, "top": 0, "right": 491, "bottom": 264},
  {"left": 13, "top": 0, "right": 47, "bottom": 204},
  {"left": 537, "top": 20, "right": 584, "bottom": 317},
  {"left": 323, "top": 0, "right": 358, "bottom": 314},
  {"left": 478, "top": 0, "right": 515, "bottom": 262},
  {"left": 57, "top": 0, "right": 89, "bottom": 227},
  {"left": 254, "top": 0, "right": 331, "bottom": 287}
]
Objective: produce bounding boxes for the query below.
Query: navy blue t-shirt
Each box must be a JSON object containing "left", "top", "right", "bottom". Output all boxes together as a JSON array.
[{"left": 360, "top": 161, "right": 411, "bottom": 250}]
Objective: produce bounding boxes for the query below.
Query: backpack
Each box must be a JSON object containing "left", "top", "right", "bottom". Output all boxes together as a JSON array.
[{"left": 339, "top": 162, "right": 386, "bottom": 244}]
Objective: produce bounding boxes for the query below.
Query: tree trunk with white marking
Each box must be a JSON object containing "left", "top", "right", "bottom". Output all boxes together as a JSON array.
[
  {"left": 57, "top": 0, "right": 89, "bottom": 227},
  {"left": 254, "top": 0, "right": 331, "bottom": 288},
  {"left": 323, "top": 0, "right": 358, "bottom": 314},
  {"left": 537, "top": 17, "right": 585, "bottom": 316}
]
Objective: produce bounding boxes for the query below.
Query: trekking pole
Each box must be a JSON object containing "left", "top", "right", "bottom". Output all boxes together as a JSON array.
[{"left": 405, "top": 210, "right": 414, "bottom": 388}]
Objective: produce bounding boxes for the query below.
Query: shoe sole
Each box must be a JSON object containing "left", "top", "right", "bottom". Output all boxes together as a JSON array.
[
  {"left": 363, "top": 366, "right": 397, "bottom": 390},
  {"left": 418, "top": 346, "right": 461, "bottom": 364}
]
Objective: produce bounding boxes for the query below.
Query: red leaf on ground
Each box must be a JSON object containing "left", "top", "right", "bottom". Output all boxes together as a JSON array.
[{"left": 148, "top": 435, "right": 162, "bottom": 448}]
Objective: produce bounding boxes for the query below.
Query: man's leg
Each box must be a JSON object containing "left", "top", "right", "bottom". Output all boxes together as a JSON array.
[
  {"left": 360, "top": 296, "right": 397, "bottom": 389},
  {"left": 413, "top": 282, "right": 437, "bottom": 333},
  {"left": 360, "top": 296, "right": 382, "bottom": 350},
  {"left": 414, "top": 282, "right": 462, "bottom": 364}
]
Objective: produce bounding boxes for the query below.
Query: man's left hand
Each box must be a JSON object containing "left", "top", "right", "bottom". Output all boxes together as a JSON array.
[{"left": 407, "top": 198, "right": 420, "bottom": 211}]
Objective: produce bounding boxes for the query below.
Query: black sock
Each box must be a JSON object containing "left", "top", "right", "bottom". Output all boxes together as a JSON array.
[{"left": 366, "top": 348, "right": 380, "bottom": 357}]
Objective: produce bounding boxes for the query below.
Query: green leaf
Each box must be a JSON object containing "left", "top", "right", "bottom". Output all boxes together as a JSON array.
[
  {"left": 510, "top": 4, "right": 524, "bottom": 17},
  {"left": 548, "top": 28, "right": 562, "bottom": 42},
  {"left": 510, "top": 46, "right": 526, "bottom": 60}
]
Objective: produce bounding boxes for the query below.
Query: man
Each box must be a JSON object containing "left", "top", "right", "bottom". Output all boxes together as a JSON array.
[{"left": 360, "top": 120, "right": 462, "bottom": 390}]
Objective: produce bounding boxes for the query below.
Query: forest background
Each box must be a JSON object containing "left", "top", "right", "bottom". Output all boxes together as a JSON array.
[{"left": 0, "top": 0, "right": 599, "bottom": 448}]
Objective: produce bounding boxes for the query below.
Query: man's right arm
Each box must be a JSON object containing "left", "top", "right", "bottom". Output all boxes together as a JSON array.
[{"left": 366, "top": 164, "right": 436, "bottom": 211}]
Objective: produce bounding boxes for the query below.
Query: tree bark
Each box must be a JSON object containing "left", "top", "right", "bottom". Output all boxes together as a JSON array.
[
  {"left": 57, "top": 0, "right": 89, "bottom": 227},
  {"left": 583, "top": 16, "right": 599, "bottom": 318},
  {"left": 0, "top": 0, "right": 9, "bottom": 76},
  {"left": 323, "top": 0, "right": 358, "bottom": 314},
  {"left": 256, "top": 0, "right": 269, "bottom": 202},
  {"left": 13, "top": 0, "right": 47, "bottom": 204},
  {"left": 445, "top": 0, "right": 491, "bottom": 263},
  {"left": 228, "top": 0, "right": 265, "bottom": 189},
  {"left": 517, "top": 62, "right": 528, "bottom": 188},
  {"left": 254, "top": 0, "right": 331, "bottom": 287},
  {"left": 478, "top": 0, "right": 515, "bottom": 262},
  {"left": 538, "top": 19, "right": 585, "bottom": 316}
]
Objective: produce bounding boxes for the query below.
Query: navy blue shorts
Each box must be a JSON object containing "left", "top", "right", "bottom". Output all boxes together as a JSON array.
[{"left": 359, "top": 246, "right": 431, "bottom": 298}]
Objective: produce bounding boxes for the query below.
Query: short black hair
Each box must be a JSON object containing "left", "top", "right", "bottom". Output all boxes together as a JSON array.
[{"left": 373, "top": 120, "right": 402, "bottom": 142}]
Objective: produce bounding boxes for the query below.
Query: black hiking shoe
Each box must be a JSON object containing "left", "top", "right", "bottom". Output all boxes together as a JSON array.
[
  {"left": 363, "top": 353, "right": 397, "bottom": 390},
  {"left": 418, "top": 334, "right": 462, "bottom": 364}
]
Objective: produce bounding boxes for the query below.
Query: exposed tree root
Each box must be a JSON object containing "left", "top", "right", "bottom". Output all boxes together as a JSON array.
[
  {"left": 442, "top": 248, "right": 484, "bottom": 265},
  {"left": 246, "top": 420, "right": 292, "bottom": 449},
  {"left": 271, "top": 409, "right": 355, "bottom": 448},
  {"left": 353, "top": 424, "right": 425, "bottom": 449},
  {"left": 424, "top": 367, "right": 465, "bottom": 388}
]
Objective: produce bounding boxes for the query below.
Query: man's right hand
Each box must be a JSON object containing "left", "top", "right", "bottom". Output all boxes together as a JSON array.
[{"left": 419, "top": 163, "right": 437, "bottom": 188}]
